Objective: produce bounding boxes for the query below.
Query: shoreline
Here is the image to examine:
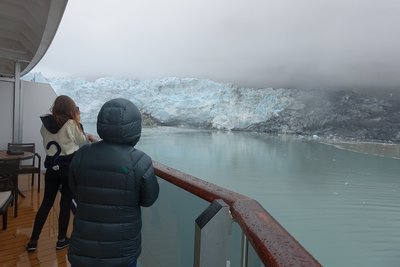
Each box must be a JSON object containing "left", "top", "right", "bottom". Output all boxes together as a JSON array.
[
  {"left": 261, "top": 132, "right": 400, "bottom": 160},
  {"left": 319, "top": 139, "right": 400, "bottom": 159}
]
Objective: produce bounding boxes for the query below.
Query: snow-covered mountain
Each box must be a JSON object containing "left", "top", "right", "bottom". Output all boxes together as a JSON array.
[{"left": 24, "top": 72, "right": 400, "bottom": 142}]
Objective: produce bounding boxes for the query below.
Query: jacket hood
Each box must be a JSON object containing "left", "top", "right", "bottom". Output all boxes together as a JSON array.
[
  {"left": 40, "top": 115, "right": 61, "bottom": 134},
  {"left": 97, "top": 98, "right": 142, "bottom": 145}
]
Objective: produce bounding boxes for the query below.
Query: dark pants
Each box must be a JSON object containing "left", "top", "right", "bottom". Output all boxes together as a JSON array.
[{"left": 30, "top": 168, "right": 72, "bottom": 241}]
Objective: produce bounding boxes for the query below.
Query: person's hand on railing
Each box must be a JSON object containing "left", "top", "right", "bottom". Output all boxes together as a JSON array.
[{"left": 86, "top": 133, "right": 99, "bottom": 143}]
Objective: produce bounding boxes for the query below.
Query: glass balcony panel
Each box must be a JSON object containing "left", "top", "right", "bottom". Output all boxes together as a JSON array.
[
  {"left": 139, "top": 178, "right": 209, "bottom": 266},
  {"left": 139, "top": 177, "right": 257, "bottom": 267}
]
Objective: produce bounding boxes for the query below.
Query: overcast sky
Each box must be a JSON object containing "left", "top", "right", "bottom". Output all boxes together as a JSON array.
[{"left": 33, "top": 0, "right": 400, "bottom": 94}]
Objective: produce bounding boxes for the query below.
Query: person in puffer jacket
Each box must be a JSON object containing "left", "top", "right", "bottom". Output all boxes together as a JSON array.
[{"left": 68, "top": 98, "right": 159, "bottom": 267}]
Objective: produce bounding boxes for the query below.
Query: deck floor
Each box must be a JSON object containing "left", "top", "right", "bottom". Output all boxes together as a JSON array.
[{"left": 0, "top": 174, "right": 72, "bottom": 267}]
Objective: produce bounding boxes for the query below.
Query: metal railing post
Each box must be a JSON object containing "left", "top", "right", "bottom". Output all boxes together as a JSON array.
[
  {"left": 13, "top": 61, "right": 22, "bottom": 143},
  {"left": 194, "top": 199, "right": 232, "bottom": 267},
  {"left": 241, "top": 231, "right": 249, "bottom": 267}
]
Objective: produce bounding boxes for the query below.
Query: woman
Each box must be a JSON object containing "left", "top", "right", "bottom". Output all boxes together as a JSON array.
[{"left": 26, "top": 95, "right": 95, "bottom": 252}]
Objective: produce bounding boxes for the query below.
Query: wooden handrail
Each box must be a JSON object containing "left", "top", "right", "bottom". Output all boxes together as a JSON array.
[{"left": 153, "top": 161, "right": 322, "bottom": 267}]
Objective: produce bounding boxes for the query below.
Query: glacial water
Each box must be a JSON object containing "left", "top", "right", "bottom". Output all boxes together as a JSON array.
[{"left": 85, "top": 124, "right": 400, "bottom": 267}]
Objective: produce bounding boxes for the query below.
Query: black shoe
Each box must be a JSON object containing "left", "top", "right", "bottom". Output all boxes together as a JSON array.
[
  {"left": 56, "top": 238, "right": 70, "bottom": 250},
  {"left": 26, "top": 241, "right": 38, "bottom": 252}
]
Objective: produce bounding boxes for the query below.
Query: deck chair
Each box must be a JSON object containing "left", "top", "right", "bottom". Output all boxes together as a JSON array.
[
  {"left": 8, "top": 143, "right": 41, "bottom": 192},
  {"left": 0, "top": 160, "right": 19, "bottom": 229}
]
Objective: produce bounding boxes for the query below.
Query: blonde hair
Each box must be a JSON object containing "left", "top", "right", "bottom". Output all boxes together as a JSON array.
[{"left": 51, "top": 95, "right": 82, "bottom": 131}]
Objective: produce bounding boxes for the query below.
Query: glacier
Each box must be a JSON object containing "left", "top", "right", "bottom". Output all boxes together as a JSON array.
[{"left": 24, "top": 72, "right": 400, "bottom": 142}]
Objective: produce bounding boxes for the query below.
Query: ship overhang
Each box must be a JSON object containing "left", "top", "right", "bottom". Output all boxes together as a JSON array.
[{"left": 0, "top": 0, "right": 68, "bottom": 78}]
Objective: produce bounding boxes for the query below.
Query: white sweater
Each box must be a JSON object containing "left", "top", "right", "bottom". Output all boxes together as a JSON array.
[{"left": 41, "top": 119, "right": 87, "bottom": 156}]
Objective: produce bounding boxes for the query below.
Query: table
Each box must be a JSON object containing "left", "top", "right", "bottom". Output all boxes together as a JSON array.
[
  {"left": 0, "top": 150, "right": 34, "bottom": 198},
  {"left": 0, "top": 150, "right": 34, "bottom": 161}
]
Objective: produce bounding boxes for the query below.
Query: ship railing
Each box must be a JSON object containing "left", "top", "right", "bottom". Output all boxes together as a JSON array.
[{"left": 138, "top": 161, "right": 322, "bottom": 267}]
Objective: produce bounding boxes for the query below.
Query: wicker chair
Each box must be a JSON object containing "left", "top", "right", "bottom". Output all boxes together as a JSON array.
[
  {"left": 0, "top": 160, "right": 19, "bottom": 229},
  {"left": 7, "top": 143, "right": 41, "bottom": 192}
]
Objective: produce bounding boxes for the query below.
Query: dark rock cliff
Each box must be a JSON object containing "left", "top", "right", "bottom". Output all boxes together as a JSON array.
[{"left": 240, "top": 90, "right": 400, "bottom": 142}]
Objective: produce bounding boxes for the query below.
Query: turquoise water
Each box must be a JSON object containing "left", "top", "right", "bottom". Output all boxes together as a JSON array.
[{"left": 85, "top": 124, "right": 400, "bottom": 267}]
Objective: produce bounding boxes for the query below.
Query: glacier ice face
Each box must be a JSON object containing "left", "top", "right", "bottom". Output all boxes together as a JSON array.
[
  {"left": 23, "top": 72, "right": 400, "bottom": 142},
  {"left": 24, "top": 73, "right": 294, "bottom": 130}
]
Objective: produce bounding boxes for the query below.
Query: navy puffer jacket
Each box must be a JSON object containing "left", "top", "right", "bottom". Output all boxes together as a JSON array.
[{"left": 68, "top": 98, "right": 159, "bottom": 267}]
